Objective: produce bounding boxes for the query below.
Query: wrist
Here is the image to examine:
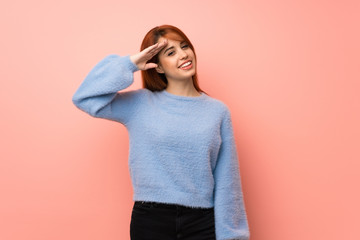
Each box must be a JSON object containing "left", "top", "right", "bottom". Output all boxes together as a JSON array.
[{"left": 127, "top": 55, "right": 139, "bottom": 72}]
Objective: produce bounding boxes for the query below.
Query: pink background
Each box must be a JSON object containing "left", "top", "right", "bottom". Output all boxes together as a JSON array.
[{"left": 1, "top": 0, "right": 359, "bottom": 239}]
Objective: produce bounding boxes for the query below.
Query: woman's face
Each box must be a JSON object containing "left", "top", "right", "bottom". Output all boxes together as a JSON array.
[{"left": 156, "top": 37, "right": 196, "bottom": 83}]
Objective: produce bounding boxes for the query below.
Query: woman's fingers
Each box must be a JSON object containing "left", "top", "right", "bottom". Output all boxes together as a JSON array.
[
  {"left": 155, "top": 42, "right": 167, "bottom": 55},
  {"left": 146, "top": 44, "right": 160, "bottom": 57},
  {"left": 145, "top": 40, "right": 168, "bottom": 58},
  {"left": 144, "top": 62, "right": 158, "bottom": 70},
  {"left": 132, "top": 39, "right": 168, "bottom": 70},
  {"left": 143, "top": 42, "right": 159, "bottom": 53},
  {"left": 155, "top": 39, "right": 168, "bottom": 53}
]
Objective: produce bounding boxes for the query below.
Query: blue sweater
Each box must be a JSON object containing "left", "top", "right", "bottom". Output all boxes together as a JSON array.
[{"left": 72, "top": 54, "right": 250, "bottom": 240}]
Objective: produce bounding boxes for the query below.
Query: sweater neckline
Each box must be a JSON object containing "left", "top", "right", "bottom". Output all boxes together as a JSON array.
[{"left": 160, "top": 89, "right": 206, "bottom": 101}]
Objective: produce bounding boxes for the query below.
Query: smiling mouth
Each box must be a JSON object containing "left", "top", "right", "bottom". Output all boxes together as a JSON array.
[{"left": 179, "top": 60, "right": 192, "bottom": 69}]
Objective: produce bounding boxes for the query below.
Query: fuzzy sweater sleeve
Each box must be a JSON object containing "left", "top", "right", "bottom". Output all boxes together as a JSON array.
[
  {"left": 72, "top": 54, "right": 140, "bottom": 125},
  {"left": 213, "top": 106, "right": 250, "bottom": 240}
]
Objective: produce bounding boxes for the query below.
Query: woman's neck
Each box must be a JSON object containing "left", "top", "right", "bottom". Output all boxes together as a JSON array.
[{"left": 165, "top": 79, "right": 200, "bottom": 97}]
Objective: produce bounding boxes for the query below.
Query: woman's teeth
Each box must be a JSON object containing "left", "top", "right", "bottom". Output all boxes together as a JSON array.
[{"left": 180, "top": 61, "right": 191, "bottom": 68}]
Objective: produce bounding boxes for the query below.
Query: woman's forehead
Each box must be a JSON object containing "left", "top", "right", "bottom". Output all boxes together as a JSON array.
[
  {"left": 159, "top": 37, "right": 184, "bottom": 44},
  {"left": 157, "top": 37, "right": 186, "bottom": 57},
  {"left": 160, "top": 31, "right": 184, "bottom": 42}
]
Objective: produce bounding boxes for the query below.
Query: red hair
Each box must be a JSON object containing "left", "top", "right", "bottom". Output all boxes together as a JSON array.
[{"left": 140, "top": 25, "right": 207, "bottom": 94}]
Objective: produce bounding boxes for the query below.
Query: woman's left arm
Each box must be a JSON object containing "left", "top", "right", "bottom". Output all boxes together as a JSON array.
[{"left": 213, "top": 106, "right": 250, "bottom": 240}]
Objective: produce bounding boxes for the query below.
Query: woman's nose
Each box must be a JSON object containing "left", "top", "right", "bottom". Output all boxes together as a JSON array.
[{"left": 179, "top": 49, "right": 188, "bottom": 59}]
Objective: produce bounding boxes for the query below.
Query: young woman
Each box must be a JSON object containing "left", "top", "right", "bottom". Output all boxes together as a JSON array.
[{"left": 72, "top": 25, "right": 250, "bottom": 240}]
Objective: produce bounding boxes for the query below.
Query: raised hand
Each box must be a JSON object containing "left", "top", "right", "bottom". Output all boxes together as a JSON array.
[{"left": 130, "top": 39, "right": 168, "bottom": 71}]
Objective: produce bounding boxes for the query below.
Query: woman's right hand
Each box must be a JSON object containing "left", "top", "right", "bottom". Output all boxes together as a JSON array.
[{"left": 130, "top": 39, "right": 168, "bottom": 71}]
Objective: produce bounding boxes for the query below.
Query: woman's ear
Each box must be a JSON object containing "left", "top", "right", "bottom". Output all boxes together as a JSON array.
[{"left": 155, "top": 64, "right": 165, "bottom": 74}]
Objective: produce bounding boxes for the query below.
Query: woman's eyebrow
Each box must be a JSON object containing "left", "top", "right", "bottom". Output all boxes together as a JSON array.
[
  {"left": 163, "top": 41, "right": 186, "bottom": 55},
  {"left": 164, "top": 46, "right": 174, "bottom": 55}
]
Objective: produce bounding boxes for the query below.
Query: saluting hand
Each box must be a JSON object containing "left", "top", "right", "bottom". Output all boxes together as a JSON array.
[{"left": 130, "top": 39, "right": 168, "bottom": 71}]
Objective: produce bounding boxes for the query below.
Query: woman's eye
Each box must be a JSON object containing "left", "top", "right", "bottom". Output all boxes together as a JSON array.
[
  {"left": 168, "top": 51, "right": 175, "bottom": 56},
  {"left": 181, "top": 44, "right": 189, "bottom": 49}
]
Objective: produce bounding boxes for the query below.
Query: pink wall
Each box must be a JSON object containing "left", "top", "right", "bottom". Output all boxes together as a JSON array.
[{"left": 1, "top": 0, "right": 359, "bottom": 239}]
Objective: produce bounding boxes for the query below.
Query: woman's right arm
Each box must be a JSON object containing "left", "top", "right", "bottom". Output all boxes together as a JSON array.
[
  {"left": 72, "top": 55, "right": 140, "bottom": 125},
  {"left": 72, "top": 40, "right": 168, "bottom": 125}
]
